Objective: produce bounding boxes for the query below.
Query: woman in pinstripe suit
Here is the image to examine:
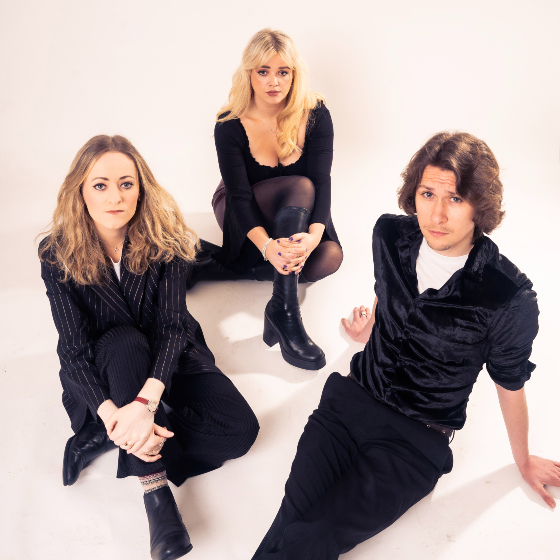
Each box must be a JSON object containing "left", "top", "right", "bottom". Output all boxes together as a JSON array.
[{"left": 39, "top": 135, "right": 259, "bottom": 560}]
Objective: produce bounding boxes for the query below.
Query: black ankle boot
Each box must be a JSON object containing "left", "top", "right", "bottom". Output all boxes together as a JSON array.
[
  {"left": 263, "top": 206, "right": 326, "bottom": 370},
  {"left": 63, "top": 421, "right": 116, "bottom": 486},
  {"left": 144, "top": 486, "right": 193, "bottom": 560}
]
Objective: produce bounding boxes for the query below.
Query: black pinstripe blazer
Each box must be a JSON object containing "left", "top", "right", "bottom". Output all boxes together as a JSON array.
[{"left": 40, "top": 238, "right": 220, "bottom": 432}]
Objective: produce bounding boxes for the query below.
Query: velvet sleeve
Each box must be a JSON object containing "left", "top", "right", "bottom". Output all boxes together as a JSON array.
[
  {"left": 486, "top": 286, "right": 539, "bottom": 391},
  {"left": 306, "top": 104, "right": 334, "bottom": 226},
  {"left": 214, "top": 119, "right": 265, "bottom": 237},
  {"left": 41, "top": 261, "right": 111, "bottom": 419},
  {"left": 148, "top": 259, "right": 192, "bottom": 391}
]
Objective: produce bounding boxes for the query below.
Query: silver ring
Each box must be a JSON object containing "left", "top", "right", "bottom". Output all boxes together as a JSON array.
[{"left": 361, "top": 312, "right": 367, "bottom": 317}]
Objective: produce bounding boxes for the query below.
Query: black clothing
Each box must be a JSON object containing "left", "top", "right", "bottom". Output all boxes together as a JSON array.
[
  {"left": 213, "top": 102, "right": 340, "bottom": 268},
  {"left": 40, "top": 238, "right": 223, "bottom": 432},
  {"left": 94, "top": 326, "right": 258, "bottom": 484},
  {"left": 40, "top": 240, "right": 258, "bottom": 484},
  {"left": 252, "top": 373, "right": 453, "bottom": 559},
  {"left": 350, "top": 214, "right": 539, "bottom": 430},
  {"left": 63, "top": 420, "right": 115, "bottom": 486},
  {"left": 144, "top": 485, "right": 193, "bottom": 559},
  {"left": 212, "top": 175, "right": 343, "bottom": 282},
  {"left": 263, "top": 206, "right": 326, "bottom": 370}
]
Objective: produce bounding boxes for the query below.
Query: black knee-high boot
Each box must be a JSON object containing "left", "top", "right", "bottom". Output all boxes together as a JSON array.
[{"left": 263, "top": 206, "right": 326, "bottom": 370}]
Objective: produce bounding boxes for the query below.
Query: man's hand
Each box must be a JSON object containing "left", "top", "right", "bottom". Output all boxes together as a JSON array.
[
  {"left": 518, "top": 455, "right": 560, "bottom": 509},
  {"left": 341, "top": 299, "right": 377, "bottom": 344},
  {"left": 495, "top": 384, "right": 560, "bottom": 509}
]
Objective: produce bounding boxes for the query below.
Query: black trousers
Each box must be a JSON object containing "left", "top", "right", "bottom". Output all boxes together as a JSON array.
[
  {"left": 94, "top": 326, "right": 259, "bottom": 485},
  {"left": 252, "top": 373, "right": 453, "bottom": 559}
]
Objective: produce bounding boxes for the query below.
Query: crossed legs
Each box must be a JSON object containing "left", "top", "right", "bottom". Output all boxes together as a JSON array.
[
  {"left": 214, "top": 175, "right": 343, "bottom": 282},
  {"left": 94, "top": 326, "right": 259, "bottom": 482}
]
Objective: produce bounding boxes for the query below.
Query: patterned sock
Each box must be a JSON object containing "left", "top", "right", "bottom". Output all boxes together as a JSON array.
[{"left": 139, "top": 470, "right": 168, "bottom": 494}]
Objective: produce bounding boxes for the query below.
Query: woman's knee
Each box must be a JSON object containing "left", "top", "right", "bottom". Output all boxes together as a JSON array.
[
  {"left": 95, "top": 326, "right": 151, "bottom": 387},
  {"left": 303, "top": 242, "right": 343, "bottom": 282},
  {"left": 96, "top": 326, "right": 149, "bottom": 358},
  {"left": 285, "top": 176, "right": 315, "bottom": 209},
  {"left": 224, "top": 402, "right": 260, "bottom": 460}
]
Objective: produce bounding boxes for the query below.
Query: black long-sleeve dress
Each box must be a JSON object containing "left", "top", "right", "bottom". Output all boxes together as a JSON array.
[{"left": 213, "top": 101, "right": 341, "bottom": 270}]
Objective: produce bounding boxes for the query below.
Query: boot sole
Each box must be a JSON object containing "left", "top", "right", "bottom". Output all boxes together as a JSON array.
[
  {"left": 263, "top": 315, "right": 326, "bottom": 371},
  {"left": 160, "top": 543, "right": 193, "bottom": 560}
]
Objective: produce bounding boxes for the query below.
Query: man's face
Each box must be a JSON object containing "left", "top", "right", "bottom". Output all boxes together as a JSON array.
[{"left": 415, "top": 165, "right": 476, "bottom": 257}]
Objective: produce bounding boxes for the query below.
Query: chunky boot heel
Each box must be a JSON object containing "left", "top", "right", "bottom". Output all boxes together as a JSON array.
[
  {"left": 264, "top": 206, "right": 326, "bottom": 371},
  {"left": 263, "top": 316, "right": 280, "bottom": 347}
]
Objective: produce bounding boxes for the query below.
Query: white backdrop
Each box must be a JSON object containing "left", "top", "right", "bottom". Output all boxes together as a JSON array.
[{"left": 1, "top": 1, "right": 559, "bottom": 559}]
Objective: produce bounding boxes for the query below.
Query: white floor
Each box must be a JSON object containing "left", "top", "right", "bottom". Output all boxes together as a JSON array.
[{"left": 1, "top": 1, "right": 560, "bottom": 559}]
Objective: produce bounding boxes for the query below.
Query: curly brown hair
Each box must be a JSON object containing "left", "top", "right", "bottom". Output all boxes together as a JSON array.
[
  {"left": 38, "top": 135, "right": 199, "bottom": 285},
  {"left": 397, "top": 132, "right": 505, "bottom": 239}
]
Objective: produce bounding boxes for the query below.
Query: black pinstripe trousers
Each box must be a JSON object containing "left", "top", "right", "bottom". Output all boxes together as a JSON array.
[
  {"left": 94, "top": 326, "right": 259, "bottom": 484},
  {"left": 252, "top": 373, "right": 453, "bottom": 559}
]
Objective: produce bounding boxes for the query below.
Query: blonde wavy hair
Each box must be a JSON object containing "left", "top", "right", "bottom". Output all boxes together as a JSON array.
[
  {"left": 217, "top": 28, "right": 324, "bottom": 159},
  {"left": 38, "top": 135, "right": 199, "bottom": 286}
]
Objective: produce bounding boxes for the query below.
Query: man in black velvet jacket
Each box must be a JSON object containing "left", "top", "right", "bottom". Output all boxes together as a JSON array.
[{"left": 251, "top": 132, "right": 560, "bottom": 560}]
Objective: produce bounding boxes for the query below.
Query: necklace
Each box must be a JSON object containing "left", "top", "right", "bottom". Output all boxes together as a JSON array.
[
  {"left": 114, "top": 239, "right": 125, "bottom": 253},
  {"left": 254, "top": 103, "right": 279, "bottom": 134}
]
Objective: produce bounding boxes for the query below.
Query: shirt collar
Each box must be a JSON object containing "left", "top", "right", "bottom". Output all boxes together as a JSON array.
[{"left": 395, "top": 215, "right": 497, "bottom": 282}]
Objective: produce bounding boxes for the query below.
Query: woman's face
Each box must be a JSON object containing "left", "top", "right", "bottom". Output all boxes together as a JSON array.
[
  {"left": 82, "top": 151, "right": 140, "bottom": 237},
  {"left": 250, "top": 53, "right": 293, "bottom": 107}
]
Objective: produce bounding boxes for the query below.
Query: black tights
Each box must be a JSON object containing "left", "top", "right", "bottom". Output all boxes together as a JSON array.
[{"left": 251, "top": 176, "right": 343, "bottom": 282}]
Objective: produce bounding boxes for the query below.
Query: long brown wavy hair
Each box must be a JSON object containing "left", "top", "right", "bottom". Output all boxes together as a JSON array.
[
  {"left": 398, "top": 131, "right": 505, "bottom": 239},
  {"left": 38, "top": 135, "right": 199, "bottom": 285},
  {"left": 217, "top": 28, "right": 324, "bottom": 159}
]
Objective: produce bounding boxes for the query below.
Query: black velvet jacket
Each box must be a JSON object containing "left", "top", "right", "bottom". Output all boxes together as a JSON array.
[{"left": 350, "top": 214, "right": 539, "bottom": 430}]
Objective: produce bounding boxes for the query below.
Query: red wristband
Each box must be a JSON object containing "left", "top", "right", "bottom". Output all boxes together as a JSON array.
[{"left": 134, "top": 397, "right": 159, "bottom": 413}]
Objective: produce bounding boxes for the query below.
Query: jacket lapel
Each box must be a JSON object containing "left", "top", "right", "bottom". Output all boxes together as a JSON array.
[
  {"left": 91, "top": 276, "right": 138, "bottom": 327},
  {"left": 119, "top": 263, "right": 148, "bottom": 325}
]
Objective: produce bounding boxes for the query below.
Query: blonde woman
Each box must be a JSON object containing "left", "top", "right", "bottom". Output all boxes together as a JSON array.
[
  {"left": 39, "top": 135, "right": 259, "bottom": 560},
  {"left": 188, "top": 28, "right": 343, "bottom": 371}
]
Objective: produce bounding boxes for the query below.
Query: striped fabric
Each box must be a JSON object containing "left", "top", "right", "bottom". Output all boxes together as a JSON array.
[{"left": 40, "top": 237, "right": 221, "bottom": 433}]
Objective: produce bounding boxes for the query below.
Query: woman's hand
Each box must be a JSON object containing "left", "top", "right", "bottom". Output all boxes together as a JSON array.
[
  {"left": 265, "top": 237, "right": 304, "bottom": 275},
  {"left": 273, "top": 232, "right": 320, "bottom": 275},
  {"left": 105, "top": 401, "right": 173, "bottom": 454},
  {"left": 130, "top": 423, "right": 171, "bottom": 463}
]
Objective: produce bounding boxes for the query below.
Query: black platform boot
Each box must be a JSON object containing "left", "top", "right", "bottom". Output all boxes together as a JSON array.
[
  {"left": 263, "top": 206, "right": 326, "bottom": 370},
  {"left": 144, "top": 485, "right": 193, "bottom": 560},
  {"left": 63, "top": 421, "right": 116, "bottom": 486}
]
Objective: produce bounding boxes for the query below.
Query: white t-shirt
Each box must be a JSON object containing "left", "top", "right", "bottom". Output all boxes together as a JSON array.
[
  {"left": 112, "top": 258, "right": 121, "bottom": 281},
  {"left": 416, "top": 238, "right": 469, "bottom": 294}
]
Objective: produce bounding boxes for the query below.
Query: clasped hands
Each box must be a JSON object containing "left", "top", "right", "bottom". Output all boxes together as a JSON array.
[
  {"left": 265, "top": 232, "right": 317, "bottom": 275},
  {"left": 105, "top": 401, "right": 174, "bottom": 463}
]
